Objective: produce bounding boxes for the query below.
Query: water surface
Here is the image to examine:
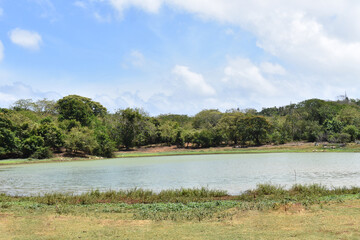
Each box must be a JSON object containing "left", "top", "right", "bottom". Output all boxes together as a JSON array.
[{"left": 0, "top": 153, "right": 359, "bottom": 195}]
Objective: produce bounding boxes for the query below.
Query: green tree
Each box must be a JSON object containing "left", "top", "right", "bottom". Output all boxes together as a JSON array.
[
  {"left": 32, "top": 99, "right": 57, "bottom": 114},
  {"left": 64, "top": 127, "right": 98, "bottom": 154},
  {"left": 217, "top": 112, "right": 244, "bottom": 145},
  {"left": 159, "top": 121, "right": 179, "bottom": 146},
  {"left": 192, "top": 109, "right": 222, "bottom": 129},
  {"left": 21, "top": 135, "right": 45, "bottom": 158},
  {"left": 93, "top": 131, "right": 116, "bottom": 158},
  {"left": 342, "top": 125, "right": 358, "bottom": 142},
  {"left": 111, "top": 108, "right": 145, "bottom": 150},
  {"left": 35, "top": 117, "right": 64, "bottom": 150},
  {"left": 57, "top": 95, "right": 107, "bottom": 126},
  {"left": 243, "top": 115, "right": 271, "bottom": 145},
  {"left": 12, "top": 99, "right": 34, "bottom": 111},
  {"left": 0, "top": 114, "right": 18, "bottom": 157}
]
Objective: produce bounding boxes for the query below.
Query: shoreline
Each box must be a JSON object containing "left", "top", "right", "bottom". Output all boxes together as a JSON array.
[{"left": 1, "top": 142, "right": 360, "bottom": 166}]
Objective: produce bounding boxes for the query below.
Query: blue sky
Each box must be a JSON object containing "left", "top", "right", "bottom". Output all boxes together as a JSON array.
[{"left": 1, "top": 1, "right": 360, "bottom": 115}]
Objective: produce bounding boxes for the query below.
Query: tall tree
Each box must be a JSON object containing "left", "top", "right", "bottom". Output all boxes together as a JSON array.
[
  {"left": 57, "top": 95, "right": 107, "bottom": 126},
  {"left": 112, "top": 108, "right": 145, "bottom": 150}
]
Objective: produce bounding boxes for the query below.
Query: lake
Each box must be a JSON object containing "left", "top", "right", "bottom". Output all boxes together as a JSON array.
[{"left": 1, "top": 153, "right": 360, "bottom": 196}]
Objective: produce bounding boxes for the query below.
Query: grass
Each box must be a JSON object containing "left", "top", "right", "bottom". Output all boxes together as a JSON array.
[
  {"left": 1, "top": 184, "right": 360, "bottom": 239},
  {"left": 0, "top": 155, "right": 103, "bottom": 165},
  {"left": 116, "top": 142, "right": 360, "bottom": 158}
]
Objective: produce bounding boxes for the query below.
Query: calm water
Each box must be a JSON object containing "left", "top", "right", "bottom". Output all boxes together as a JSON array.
[{"left": 0, "top": 153, "right": 360, "bottom": 196}]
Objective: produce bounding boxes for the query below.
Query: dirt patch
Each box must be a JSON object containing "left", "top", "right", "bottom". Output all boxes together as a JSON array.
[
  {"left": 97, "top": 219, "right": 152, "bottom": 227},
  {"left": 277, "top": 203, "right": 306, "bottom": 214}
]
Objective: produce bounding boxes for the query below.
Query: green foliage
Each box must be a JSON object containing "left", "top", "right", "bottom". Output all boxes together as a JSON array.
[
  {"left": 324, "top": 118, "right": 343, "bottom": 133},
  {"left": 218, "top": 112, "right": 244, "bottom": 145},
  {"left": 64, "top": 127, "right": 98, "bottom": 155},
  {"left": 31, "top": 146, "right": 53, "bottom": 159},
  {"left": 12, "top": 98, "right": 57, "bottom": 114},
  {"left": 93, "top": 131, "right": 116, "bottom": 158},
  {"left": 35, "top": 120, "right": 64, "bottom": 149},
  {"left": 243, "top": 115, "right": 271, "bottom": 145},
  {"left": 12, "top": 99, "right": 34, "bottom": 111},
  {"left": 336, "top": 107, "right": 360, "bottom": 126},
  {"left": 0, "top": 114, "right": 18, "bottom": 157},
  {"left": 59, "top": 119, "right": 81, "bottom": 132},
  {"left": 192, "top": 109, "right": 222, "bottom": 129},
  {"left": 3, "top": 95, "right": 360, "bottom": 160},
  {"left": 159, "top": 121, "right": 180, "bottom": 146},
  {"left": 195, "top": 129, "right": 212, "bottom": 148},
  {"left": 157, "top": 114, "right": 192, "bottom": 128},
  {"left": 21, "top": 135, "right": 45, "bottom": 158},
  {"left": 342, "top": 125, "right": 358, "bottom": 141},
  {"left": 328, "top": 133, "right": 351, "bottom": 143},
  {"left": 111, "top": 108, "right": 146, "bottom": 150},
  {"left": 57, "top": 95, "right": 107, "bottom": 126}
]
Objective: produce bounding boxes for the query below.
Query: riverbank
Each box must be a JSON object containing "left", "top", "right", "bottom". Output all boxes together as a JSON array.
[
  {"left": 1, "top": 184, "right": 359, "bottom": 239},
  {"left": 116, "top": 142, "right": 360, "bottom": 158},
  {"left": 1, "top": 142, "right": 360, "bottom": 165},
  {"left": 0, "top": 155, "right": 104, "bottom": 165}
]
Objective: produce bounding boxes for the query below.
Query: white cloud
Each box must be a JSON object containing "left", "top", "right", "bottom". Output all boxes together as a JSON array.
[
  {"left": 109, "top": 0, "right": 163, "bottom": 14},
  {"left": 225, "top": 28, "right": 235, "bottom": 36},
  {"left": 0, "top": 82, "right": 61, "bottom": 108},
  {"left": 94, "top": 12, "right": 112, "bottom": 22},
  {"left": 130, "top": 50, "right": 145, "bottom": 67},
  {"left": 121, "top": 50, "right": 146, "bottom": 68},
  {"left": 91, "top": 0, "right": 360, "bottom": 112},
  {"left": 223, "top": 58, "right": 278, "bottom": 96},
  {"left": 30, "top": 0, "right": 59, "bottom": 21},
  {"left": 0, "top": 41, "right": 4, "bottom": 61},
  {"left": 9, "top": 28, "right": 42, "bottom": 51},
  {"left": 260, "top": 62, "right": 286, "bottom": 75},
  {"left": 74, "top": 1, "right": 87, "bottom": 9},
  {"left": 104, "top": 1, "right": 360, "bottom": 81},
  {"left": 172, "top": 65, "right": 216, "bottom": 96}
]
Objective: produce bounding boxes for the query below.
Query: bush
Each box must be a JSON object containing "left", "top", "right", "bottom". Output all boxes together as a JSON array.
[
  {"left": 22, "top": 135, "right": 45, "bottom": 158},
  {"left": 31, "top": 147, "right": 53, "bottom": 159},
  {"left": 94, "top": 132, "right": 116, "bottom": 158},
  {"left": 328, "top": 133, "right": 351, "bottom": 143},
  {"left": 342, "top": 125, "right": 358, "bottom": 142},
  {"left": 337, "top": 133, "right": 351, "bottom": 143}
]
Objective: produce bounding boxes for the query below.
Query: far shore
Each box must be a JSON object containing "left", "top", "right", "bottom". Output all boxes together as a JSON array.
[{"left": 1, "top": 142, "right": 360, "bottom": 166}]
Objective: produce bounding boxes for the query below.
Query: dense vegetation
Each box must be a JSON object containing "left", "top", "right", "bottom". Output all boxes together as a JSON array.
[{"left": 2, "top": 95, "right": 360, "bottom": 159}]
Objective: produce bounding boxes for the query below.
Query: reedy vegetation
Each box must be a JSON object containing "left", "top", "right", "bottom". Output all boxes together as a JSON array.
[
  {"left": 1, "top": 95, "right": 360, "bottom": 159},
  {"left": 1, "top": 184, "right": 359, "bottom": 221}
]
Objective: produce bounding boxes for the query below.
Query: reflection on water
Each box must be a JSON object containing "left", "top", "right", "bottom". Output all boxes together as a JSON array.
[{"left": 0, "top": 153, "right": 359, "bottom": 195}]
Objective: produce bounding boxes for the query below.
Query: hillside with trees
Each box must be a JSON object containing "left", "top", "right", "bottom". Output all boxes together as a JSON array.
[{"left": 1, "top": 95, "right": 360, "bottom": 160}]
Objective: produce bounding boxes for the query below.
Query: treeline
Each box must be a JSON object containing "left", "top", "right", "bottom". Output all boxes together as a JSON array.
[{"left": 1, "top": 95, "right": 360, "bottom": 159}]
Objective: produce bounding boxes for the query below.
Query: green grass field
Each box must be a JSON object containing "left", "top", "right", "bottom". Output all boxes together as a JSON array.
[
  {"left": 1, "top": 200, "right": 360, "bottom": 240},
  {"left": 1, "top": 185, "right": 360, "bottom": 239}
]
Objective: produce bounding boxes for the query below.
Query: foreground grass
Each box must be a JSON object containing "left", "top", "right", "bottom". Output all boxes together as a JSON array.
[
  {"left": 1, "top": 201, "right": 360, "bottom": 240},
  {"left": 1, "top": 184, "right": 360, "bottom": 239}
]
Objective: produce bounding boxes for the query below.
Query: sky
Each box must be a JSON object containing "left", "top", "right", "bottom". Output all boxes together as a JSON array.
[{"left": 0, "top": 0, "right": 360, "bottom": 115}]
